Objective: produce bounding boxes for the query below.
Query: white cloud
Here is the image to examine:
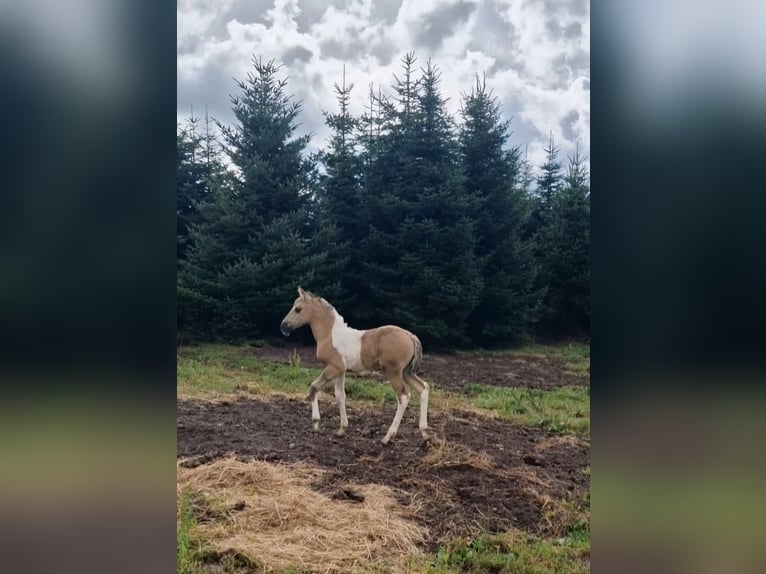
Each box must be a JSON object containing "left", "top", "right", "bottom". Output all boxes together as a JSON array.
[{"left": 177, "top": 0, "right": 590, "bottom": 173}]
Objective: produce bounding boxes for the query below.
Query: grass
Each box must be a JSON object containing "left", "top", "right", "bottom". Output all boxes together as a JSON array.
[
  {"left": 175, "top": 454, "right": 589, "bottom": 574},
  {"left": 425, "top": 528, "right": 589, "bottom": 574},
  {"left": 177, "top": 345, "right": 323, "bottom": 397},
  {"left": 177, "top": 343, "right": 590, "bottom": 573},
  {"left": 177, "top": 491, "right": 202, "bottom": 574},
  {"left": 464, "top": 384, "right": 590, "bottom": 435},
  {"left": 177, "top": 343, "right": 590, "bottom": 434}
]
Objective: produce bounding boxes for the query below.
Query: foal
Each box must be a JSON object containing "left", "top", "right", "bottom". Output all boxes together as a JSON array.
[{"left": 280, "top": 287, "right": 430, "bottom": 444}]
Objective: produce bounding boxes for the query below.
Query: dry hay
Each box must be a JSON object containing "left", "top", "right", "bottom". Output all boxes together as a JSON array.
[
  {"left": 534, "top": 434, "right": 583, "bottom": 453},
  {"left": 177, "top": 457, "right": 427, "bottom": 573},
  {"left": 417, "top": 439, "right": 495, "bottom": 473}
]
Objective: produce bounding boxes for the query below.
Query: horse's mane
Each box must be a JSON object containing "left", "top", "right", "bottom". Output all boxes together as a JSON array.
[{"left": 305, "top": 291, "right": 336, "bottom": 314}]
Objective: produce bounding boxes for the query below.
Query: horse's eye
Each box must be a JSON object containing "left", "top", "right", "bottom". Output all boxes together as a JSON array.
[{"left": 295, "top": 307, "right": 302, "bottom": 313}]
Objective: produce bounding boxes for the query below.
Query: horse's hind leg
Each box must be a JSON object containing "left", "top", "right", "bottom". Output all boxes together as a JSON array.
[
  {"left": 404, "top": 372, "right": 430, "bottom": 440},
  {"left": 382, "top": 372, "right": 410, "bottom": 445}
]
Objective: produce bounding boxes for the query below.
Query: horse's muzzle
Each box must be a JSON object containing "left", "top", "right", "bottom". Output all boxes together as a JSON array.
[{"left": 280, "top": 321, "right": 292, "bottom": 337}]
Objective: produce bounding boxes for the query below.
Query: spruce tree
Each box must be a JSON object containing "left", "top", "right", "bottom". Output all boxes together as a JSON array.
[
  {"left": 362, "top": 55, "right": 482, "bottom": 345},
  {"left": 177, "top": 112, "right": 228, "bottom": 339},
  {"left": 317, "top": 67, "right": 366, "bottom": 310},
  {"left": 459, "top": 75, "right": 541, "bottom": 344},
  {"left": 179, "top": 58, "right": 342, "bottom": 340},
  {"left": 537, "top": 133, "right": 563, "bottom": 210},
  {"left": 533, "top": 139, "right": 591, "bottom": 338},
  {"left": 542, "top": 147, "right": 590, "bottom": 336},
  {"left": 177, "top": 114, "right": 207, "bottom": 261}
]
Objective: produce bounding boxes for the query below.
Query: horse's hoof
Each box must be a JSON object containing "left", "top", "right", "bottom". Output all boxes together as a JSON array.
[
  {"left": 381, "top": 436, "right": 391, "bottom": 445},
  {"left": 312, "top": 421, "right": 320, "bottom": 432},
  {"left": 335, "top": 428, "right": 346, "bottom": 436}
]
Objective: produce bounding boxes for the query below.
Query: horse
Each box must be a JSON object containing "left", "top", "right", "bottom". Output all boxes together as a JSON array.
[{"left": 280, "top": 287, "right": 430, "bottom": 444}]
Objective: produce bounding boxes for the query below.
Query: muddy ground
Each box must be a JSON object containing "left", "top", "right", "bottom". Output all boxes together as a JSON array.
[
  {"left": 249, "top": 343, "right": 589, "bottom": 391},
  {"left": 177, "top": 396, "right": 589, "bottom": 549}
]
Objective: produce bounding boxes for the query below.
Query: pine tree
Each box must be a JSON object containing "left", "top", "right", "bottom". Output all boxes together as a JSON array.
[
  {"left": 533, "top": 140, "right": 590, "bottom": 338},
  {"left": 176, "top": 113, "right": 207, "bottom": 261},
  {"left": 459, "top": 75, "right": 542, "bottom": 344},
  {"left": 519, "top": 143, "right": 535, "bottom": 195},
  {"left": 179, "top": 58, "right": 343, "bottom": 340},
  {"left": 317, "top": 67, "right": 366, "bottom": 310},
  {"left": 176, "top": 111, "right": 229, "bottom": 339},
  {"left": 528, "top": 134, "right": 563, "bottom": 243},
  {"left": 537, "top": 133, "right": 563, "bottom": 210},
  {"left": 542, "top": 146, "right": 590, "bottom": 336},
  {"left": 177, "top": 109, "right": 228, "bottom": 261},
  {"left": 362, "top": 55, "right": 482, "bottom": 345}
]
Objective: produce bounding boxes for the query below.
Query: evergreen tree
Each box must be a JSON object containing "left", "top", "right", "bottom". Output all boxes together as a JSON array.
[
  {"left": 459, "top": 75, "right": 542, "bottom": 344},
  {"left": 541, "top": 147, "right": 590, "bottom": 336},
  {"left": 536, "top": 133, "right": 563, "bottom": 210},
  {"left": 519, "top": 143, "right": 535, "bottom": 195},
  {"left": 177, "top": 114, "right": 206, "bottom": 261},
  {"left": 177, "top": 111, "right": 229, "bottom": 339},
  {"left": 533, "top": 139, "right": 591, "bottom": 338},
  {"left": 362, "top": 55, "right": 482, "bottom": 345},
  {"left": 177, "top": 110, "right": 227, "bottom": 261},
  {"left": 317, "top": 67, "right": 366, "bottom": 310},
  {"left": 179, "top": 58, "right": 342, "bottom": 340}
]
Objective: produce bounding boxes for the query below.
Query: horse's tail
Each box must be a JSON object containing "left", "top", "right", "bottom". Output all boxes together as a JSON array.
[{"left": 405, "top": 333, "right": 423, "bottom": 375}]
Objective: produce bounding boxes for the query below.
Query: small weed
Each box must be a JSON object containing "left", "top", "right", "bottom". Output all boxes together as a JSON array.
[{"left": 288, "top": 349, "right": 301, "bottom": 369}]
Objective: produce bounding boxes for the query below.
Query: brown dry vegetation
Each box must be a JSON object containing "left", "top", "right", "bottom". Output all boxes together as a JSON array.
[
  {"left": 177, "top": 344, "right": 590, "bottom": 573},
  {"left": 178, "top": 457, "right": 427, "bottom": 573}
]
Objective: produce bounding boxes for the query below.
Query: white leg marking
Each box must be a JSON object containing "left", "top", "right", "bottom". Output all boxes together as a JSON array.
[
  {"left": 406, "top": 375, "right": 430, "bottom": 440},
  {"left": 382, "top": 393, "right": 409, "bottom": 444},
  {"left": 334, "top": 375, "right": 348, "bottom": 435},
  {"left": 309, "top": 376, "right": 322, "bottom": 431},
  {"left": 419, "top": 385, "right": 429, "bottom": 438}
]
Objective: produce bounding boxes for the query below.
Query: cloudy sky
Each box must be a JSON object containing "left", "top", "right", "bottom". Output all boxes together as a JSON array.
[{"left": 178, "top": 0, "right": 589, "bottom": 171}]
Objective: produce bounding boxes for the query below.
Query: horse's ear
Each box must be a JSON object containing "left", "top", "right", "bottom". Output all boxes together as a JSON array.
[{"left": 298, "top": 286, "right": 307, "bottom": 300}]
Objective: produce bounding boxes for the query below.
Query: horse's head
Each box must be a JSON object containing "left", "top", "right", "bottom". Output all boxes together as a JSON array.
[{"left": 280, "top": 287, "right": 316, "bottom": 336}]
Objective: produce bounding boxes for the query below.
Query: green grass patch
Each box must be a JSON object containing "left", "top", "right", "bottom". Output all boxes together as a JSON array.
[
  {"left": 344, "top": 377, "right": 397, "bottom": 404},
  {"left": 177, "top": 492, "right": 202, "bottom": 574},
  {"left": 465, "top": 384, "right": 590, "bottom": 435},
  {"left": 426, "top": 529, "right": 589, "bottom": 574},
  {"left": 177, "top": 346, "right": 322, "bottom": 397},
  {"left": 178, "top": 345, "right": 392, "bottom": 402},
  {"left": 178, "top": 344, "right": 589, "bottom": 435}
]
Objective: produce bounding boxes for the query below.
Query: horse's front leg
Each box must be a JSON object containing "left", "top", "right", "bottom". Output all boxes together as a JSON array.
[
  {"left": 306, "top": 374, "right": 324, "bottom": 432},
  {"left": 334, "top": 373, "right": 348, "bottom": 435},
  {"left": 306, "top": 366, "right": 343, "bottom": 433}
]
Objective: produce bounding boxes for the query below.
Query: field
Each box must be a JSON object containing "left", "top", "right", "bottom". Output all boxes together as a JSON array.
[{"left": 177, "top": 342, "right": 590, "bottom": 573}]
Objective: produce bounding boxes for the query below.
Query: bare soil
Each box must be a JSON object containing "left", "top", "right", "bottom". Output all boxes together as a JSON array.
[
  {"left": 177, "top": 396, "right": 589, "bottom": 550},
  {"left": 248, "top": 343, "right": 589, "bottom": 391}
]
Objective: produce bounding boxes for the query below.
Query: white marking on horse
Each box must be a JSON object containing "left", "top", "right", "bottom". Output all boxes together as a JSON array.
[{"left": 330, "top": 310, "right": 365, "bottom": 373}]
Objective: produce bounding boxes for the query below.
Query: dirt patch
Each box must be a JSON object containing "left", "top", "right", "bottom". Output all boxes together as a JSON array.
[
  {"left": 423, "top": 353, "right": 588, "bottom": 392},
  {"left": 248, "top": 343, "right": 588, "bottom": 392},
  {"left": 177, "top": 396, "right": 589, "bottom": 550}
]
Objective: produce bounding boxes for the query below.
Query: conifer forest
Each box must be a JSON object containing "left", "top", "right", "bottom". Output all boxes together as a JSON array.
[{"left": 177, "top": 54, "right": 590, "bottom": 349}]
